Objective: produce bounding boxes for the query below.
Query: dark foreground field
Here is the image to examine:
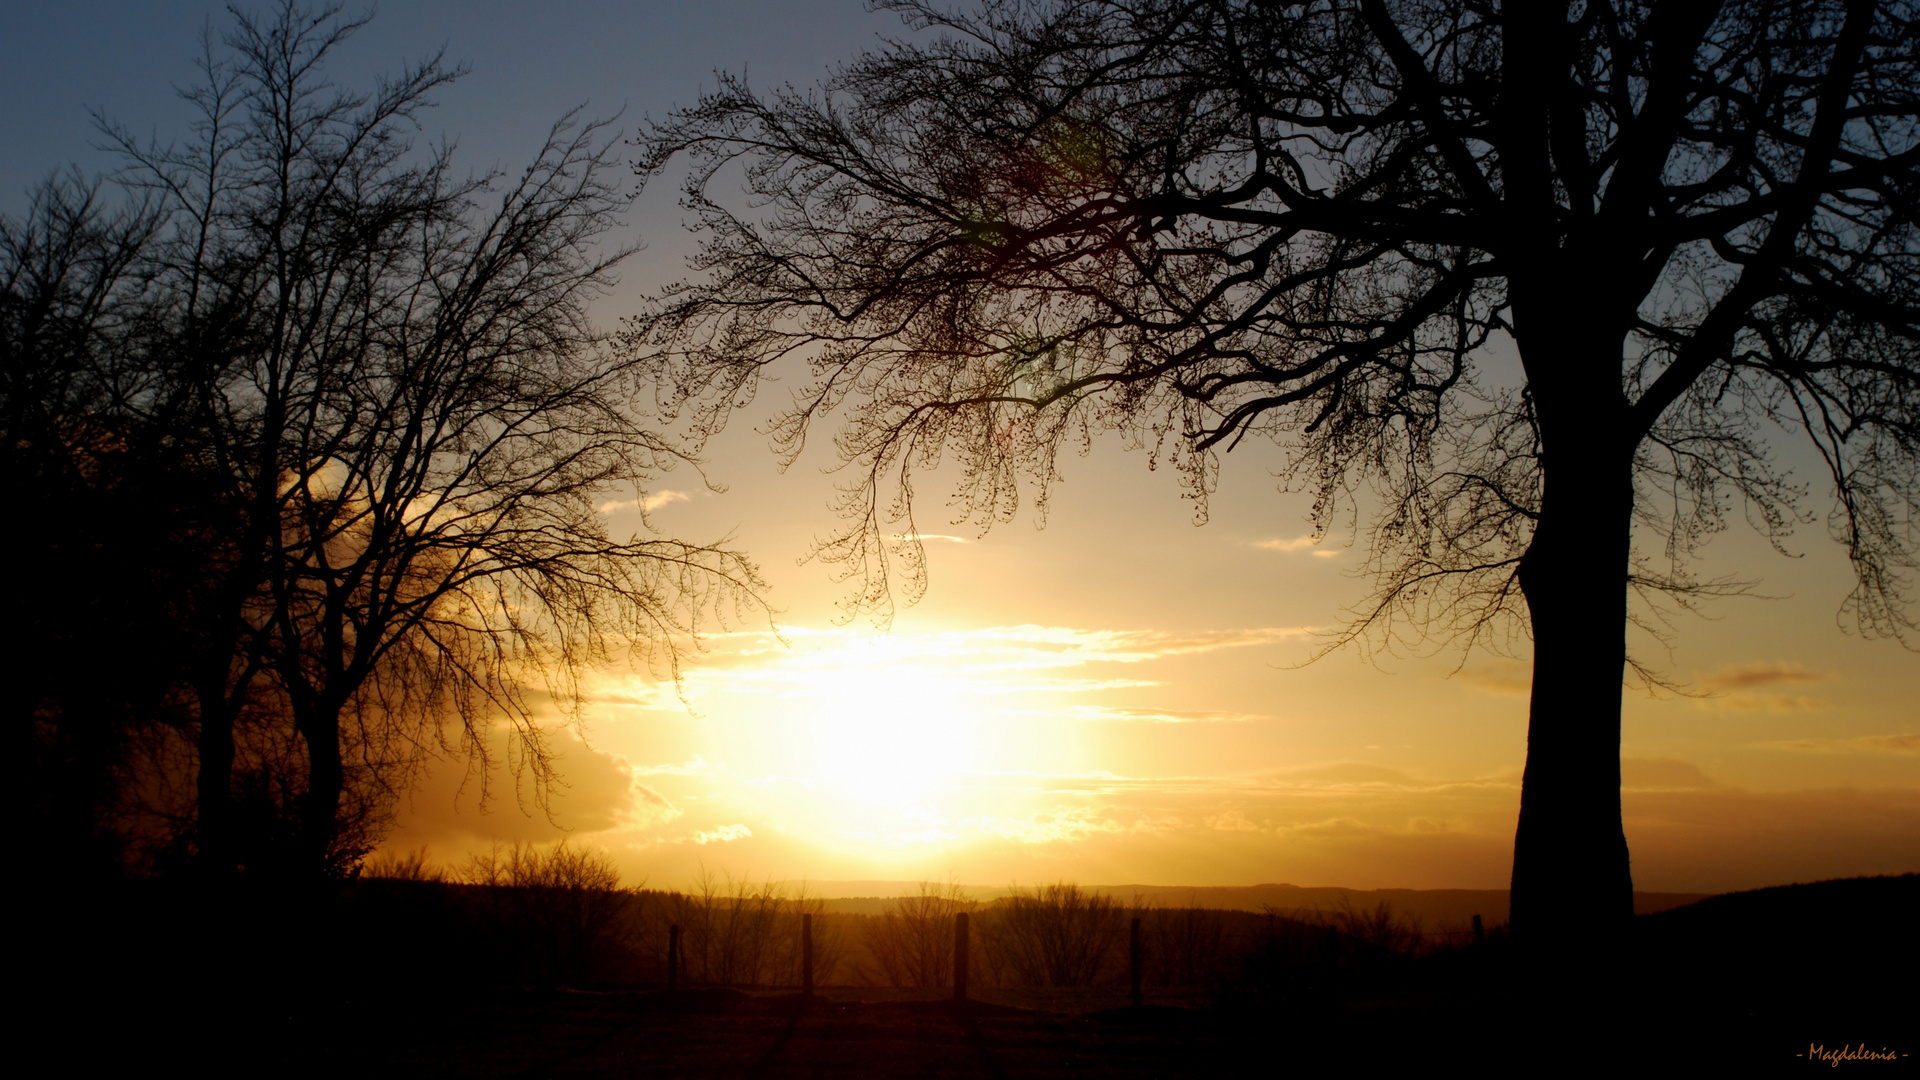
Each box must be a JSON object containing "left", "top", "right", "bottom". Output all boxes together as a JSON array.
[
  {"left": 365, "top": 989, "right": 1243, "bottom": 1078},
  {"left": 345, "top": 927, "right": 1910, "bottom": 1077},
  {"left": 28, "top": 875, "right": 1914, "bottom": 1075}
]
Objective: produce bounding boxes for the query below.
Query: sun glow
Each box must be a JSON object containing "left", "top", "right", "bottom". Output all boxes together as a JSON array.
[
  {"left": 575, "top": 624, "right": 1318, "bottom": 859},
  {"left": 801, "top": 666, "right": 980, "bottom": 807}
]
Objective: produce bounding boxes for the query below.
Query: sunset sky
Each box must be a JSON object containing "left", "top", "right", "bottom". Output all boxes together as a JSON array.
[{"left": 7, "top": 1, "right": 1914, "bottom": 895}]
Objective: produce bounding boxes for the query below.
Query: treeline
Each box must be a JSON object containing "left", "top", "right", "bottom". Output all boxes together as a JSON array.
[
  {"left": 7, "top": 6, "right": 755, "bottom": 885},
  {"left": 350, "top": 850, "right": 1475, "bottom": 992}
]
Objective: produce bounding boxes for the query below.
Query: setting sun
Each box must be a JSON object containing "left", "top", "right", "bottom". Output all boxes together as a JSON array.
[{"left": 803, "top": 665, "right": 978, "bottom": 807}]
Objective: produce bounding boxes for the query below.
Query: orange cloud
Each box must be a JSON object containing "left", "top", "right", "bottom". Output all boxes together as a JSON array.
[
  {"left": 1693, "top": 660, "right": 1831, "bottom": 712},
  {"left": 1205, "top": 810, "right": 1264, "bottom": 832},
  {"left": 1620, "top": 757, "right": 1719, "bottom": 790},
  {"left": 382, "top": 727, "right": 673, "bottom": 850},
  {"left": 1266, "top": 762, "right": 1425, "bottom": 788},
  {"left": 1460, "top": 660, "right": 1532, "bottom": 697},
  {"left": 1003, "top": 704, "right": 1263, "bottom": 723},
  {"left": 598, "top": 624, "right": 1314, "bottom": 711},
  {"left": 1700, "top": 661, "right": 1825, "bottom": 691},
  {"left": 692, "top": 824, "right": 752, "bottom": 844},
  {"left": 1765, "top": 734, "right": 1920, "bottom": 756}
]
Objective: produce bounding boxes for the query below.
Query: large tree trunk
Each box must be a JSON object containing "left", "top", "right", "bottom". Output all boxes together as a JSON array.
[
  {"left": 194, "top": 682, "right": 238, "bottom": 877},
  {"left": 294, "top": 701, "right": 344, "bottom": 878},
  {"left": 1510, "top": 421, "right": 1636, "bottom": 945}
]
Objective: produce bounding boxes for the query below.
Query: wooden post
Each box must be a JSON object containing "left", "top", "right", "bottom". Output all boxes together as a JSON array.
[
  {"left": 802, "top": 913, "right": 814, "bottom": 998},
  {"left": 953, "top": 912, "right": 969, "bottom": 1002},
  {"left": 668, "top": 924, "right": 681, "bottom": 991},
  {"left": 1129, "top": 916, "right": 1143, "bottom": 1009},
  {"left": 1472, "top": 914, "right": 1485, "bottom": 946},
  {"left": 1323, "top": 925, "right": 1340, "bottom": 995}
]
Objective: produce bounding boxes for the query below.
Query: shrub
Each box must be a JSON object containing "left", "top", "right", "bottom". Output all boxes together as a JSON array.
[
  {"left": 858, "top": 882, "right": 977, "bottom": 988},
  {"left": 361, "top": 847, "right": 445, "bottom": 883},
  {"left": 461, "top": 841, "right": 635, "bottom": 985},
  {"left": 638, "top": 873, "right": 848, "bottom": 988},
  {"left": 979, "top": 882, "right": 1126, "bottom": 988}
]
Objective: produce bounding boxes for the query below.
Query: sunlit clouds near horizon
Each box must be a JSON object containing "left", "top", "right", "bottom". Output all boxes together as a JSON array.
[{"left": 382, "top": 614, "right": 1920, "bottom": 895}]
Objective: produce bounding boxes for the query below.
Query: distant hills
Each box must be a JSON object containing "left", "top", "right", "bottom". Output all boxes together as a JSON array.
[{"left": 801, "top": 882, "right": 1713, "bottom": 926}]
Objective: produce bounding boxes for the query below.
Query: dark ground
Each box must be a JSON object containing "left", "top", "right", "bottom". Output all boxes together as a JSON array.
[
  {"left": 338, "top": 967, "right": 1905, "bottom": 1077},
  {"left": 359, "top": 989, "right": 1233, "bottom": 1079},
  {"left": 27, "top": 875, "right": 1915, "bottom": 1075}
]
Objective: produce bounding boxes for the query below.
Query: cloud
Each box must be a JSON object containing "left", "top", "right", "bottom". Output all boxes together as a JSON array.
[
  {"left": 1205, "top": 810, "right": 1264, "bottom": 832},
  {"left": 584, "top": 684, "right": 683, "bottom": 711},
  {"left": 1620, "top": 757, "right": 1719, "bottom": 790},
  {"left": 1252, "top": 534, "right": 1340, "bottom": 556},
  {"left": 630, "top": 623, "right": 1315, "bottom": 710},
  {"left": 1001, "top": 704, "right": 1264, "bottom": 724},
  {"left": 1764, "top": 734, "right": 1920, "bottom": 756},
  {"left": 819, "top": 805, "right": 1155, "bottom": 847},
  {"left": 628, "top": 784, "right": 680, "bottom": 823},
  {"left": 499, "top": 738, "right": 1915, "bottom": 894},
  {"left": 957, "top": 770, "right": 1246, "bottom": 799},
  {"left": 924, "top": 624, "right": 1311, "bottom": 665},
  {"left": 1458, "top": 659, "right": 1837, "bottom": 708},
  {"left": 1460, "top": 661, "right": 1532, "bottom": 697},
  {"left": 892, "top": 532, "right": 972, "bottom": 543},
  {"left": 634, "top": 755, "right": 718, "bottom": 776},
  {"left": 1266, "top": 762, "right": 1425, "bottom": 788},
  {"left": 1697, "top": 693, "right": 1830, "bottom": 713},
  {"left": 377, "top": 727, "right": 676, "bottom": 847},
  {"left": 1700, "top": 661, "right": 1825, "bottom": 691},
  {"left": 1692, "top": 661, "right": 1831, "bottom": 712},
  {"left": 1276, "top": 817, "right": 1387, "bottom": 839},
  {"left": 596, "top": 489, "right": 691, "bottom": 515},
  {"left": 958, "top": 808, "right": 1137, "bottom": 845},
  {"left": 976, "top": 678, "right": 1163, "bottom": 695},
  {"left": 692, "top": 824, "right": 752, "bottom": 845},
  {"left": 988, "top": 773, "right": 1920, "bottom": 892}
]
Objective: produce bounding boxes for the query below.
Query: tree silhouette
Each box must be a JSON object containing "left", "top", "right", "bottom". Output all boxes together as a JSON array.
[
  {"left": 2, "top": 174, "right": 182, "bottom": 877},
  {"left": 635, "top": 0, "right": 1920, "bottom": 942},
  {"left": 6, "top": 2, "right": 764, "bottom": 879}
]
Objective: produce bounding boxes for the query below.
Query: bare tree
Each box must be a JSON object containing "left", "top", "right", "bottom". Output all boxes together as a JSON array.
[
  {"left": 2, "top": 173, "right": 181, "bottom": 875},
  {"left": 634, "top": 0, "right": 1920, "bottom": 943},
  {"left": 979, "top": 882, "right": 1127, "bottom": 988},
  {"left": 462, "top": 841, "right": 632, "bottom": 985},
  {"left": 858, "top": 880, "right": 977, "bottom": 988},
  {"left": 1136, "top": 903, "right": 1233, "bottom": 989},
  {"left": 10, "top": 1, "right": 764, "bottom": 879}
]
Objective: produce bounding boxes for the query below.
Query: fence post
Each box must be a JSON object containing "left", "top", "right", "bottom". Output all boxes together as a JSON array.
[
  {"left": 803, "top": 913, "right": 814, "bottom": 998},
  {"left": 1129, "top": 916, "right": 1143, "bottom": 1009},
  {"left": 1472, "top": 914, "right": 1484, "bottom": 946},
  {"left": 668, "top": 924, "right": 681, "bottom": 992},
  {"left": 1323, "top": 924, "right": 1341, "bottom": 996},
  {"left": 953, "top": 912, "right": 969, "bottom": 1002}
]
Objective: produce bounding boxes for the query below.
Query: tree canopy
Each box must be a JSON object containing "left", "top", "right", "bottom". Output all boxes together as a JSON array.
[
  {"left": 635, "top": 0, "right": 1919, "bottom": 939},
  {"left": 5, "top": 3, "right": 762, "bottom": 879}
]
